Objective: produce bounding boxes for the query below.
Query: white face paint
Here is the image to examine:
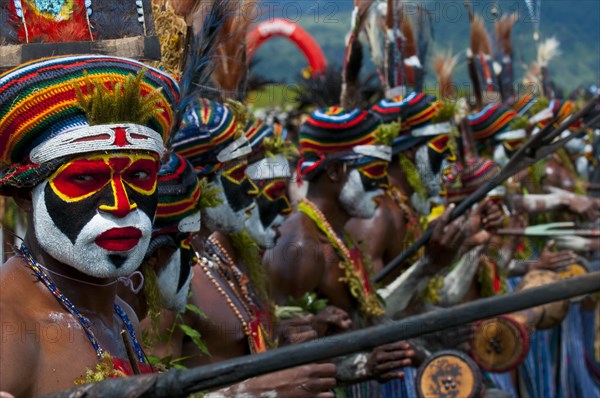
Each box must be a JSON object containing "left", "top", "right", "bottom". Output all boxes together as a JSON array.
[
  {"left": 245, "top": 206, "right": 285, "bottom": 249},
  {"left": 339, "top": 169, "right": 382, "bottom": 219},
  {"left": 203, "top": 177, "right": 251, "bottom": 233},
  {"left": 32, "top": 181, "right": 152, "bottom": 278},
  {"left": 493, "top": 144, "right": 509, "bottom": 168},
  {"left": 157, "top": 248, "right": 194, "bottom": 312}
]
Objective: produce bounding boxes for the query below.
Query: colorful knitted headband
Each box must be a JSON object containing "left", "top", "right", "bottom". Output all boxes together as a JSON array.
[
  {"left": 172, "top": 98, "right": 251, "bottom": 176},
  {"left": 442, "top": 158, "right": 501, "bottom": 203},
  {"left": 467, "top": 103, "right": 517, "bottom": 141},
  {"left": 540, "top": 100, "right": 581, "bottom": 131},
  {"left": 371, "top": 95, "right": 432, "bottom": 155},
  {"left": 245, "top": 115, "right": 278, "bottom": 163},
  {"left": 154, "top": 152, "right": 203, "bottom": 235},
  {"left": 512, "top": 94, "right": 538, "bottom": 116},
  {"left": 298, "top": 106, "right": 383, "bottom": 180},
  {"left": 0, "top": 55, "right": 179, "bottom": 193},
  {"left": 246, "top": 117, "right": 294, "bottom": 181}
]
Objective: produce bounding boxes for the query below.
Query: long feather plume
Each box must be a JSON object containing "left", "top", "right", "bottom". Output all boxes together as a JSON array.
[
  {"left": 341, "top": 0, "right": 374, "bottom": 109},
  {"left": 211, "top": 0, "right": 255, "bottom": 100},
  {"left": 470, "top": 15, "right": 491, "bottom": 55},
  {"left": 434, "top": 51, "right": 458, "bottom": 99},
  {"left": 495, "top": 13, "right": 516, "bottom": 56},
  {"left": 177, "top": 0, "right": 229, "bottom": 120},
  {"left": 363, "top": 1, "right": 386, "bottom": 74},
  {"left": 537, "top": 37, "right": 560, "bottom": 66},
  {"left": 169, "top": 0, "right": 198, "bottom": 23},
  {"left": 401, "top": 9, "right": 416, "bottom": 59}
]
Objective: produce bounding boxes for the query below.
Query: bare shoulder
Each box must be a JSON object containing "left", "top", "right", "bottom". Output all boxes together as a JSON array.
[
  {"left": 0, "top": 258, "right": 40, "bottom": 395},
  {"left": 265, "top": 212, "right": 327, "bottom": 302},
  {"left": 268, "top": 212, "right": 326, "bottom": 271}
]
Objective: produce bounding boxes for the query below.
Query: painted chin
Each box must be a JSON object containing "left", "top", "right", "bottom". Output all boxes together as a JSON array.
[
  {"left": 32, "top": 182, "right": 152, "bottom": 278},
  {"left": 204, "top": 181, "right": 251, "bottom": 233},
  {"left": 95, "top": 227, "right": 142, "bottom": 252}
]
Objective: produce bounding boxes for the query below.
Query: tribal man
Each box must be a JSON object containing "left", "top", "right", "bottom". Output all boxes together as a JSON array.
[{"left": 0, "top": 55, "right": 179, "bottom": 396}]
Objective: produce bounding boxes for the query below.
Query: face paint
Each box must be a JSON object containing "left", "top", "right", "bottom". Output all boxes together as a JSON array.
[
  {"left": 246, "top": 178, "right": 292, "bottom": 248},
  {"left": 339, "top": 168, "right": 383, "bottom": 219},
  {"left": 33, "top": 153, "right": 159, "bottom": 278},
  {"left": 204, "top": 160, "right": 257, "bottom": 233},
  {"left": 356, "top": 159, "right": 389, "bottom": 192},
  {"left": 156, "top": 234, "right": 194, "bottom": 312},
  {"left": 219, "top": 160, "right": 258, "bottom": 212}
]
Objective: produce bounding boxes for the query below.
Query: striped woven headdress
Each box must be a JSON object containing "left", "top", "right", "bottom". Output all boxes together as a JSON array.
[
  {"left": 538, "top": 99, "right": 580, "bottom": 131},
  {"left": 442, "top": 157, "right": 501, "bottom": 203},
  {"left": 172, "top": 98, "right": 250, "bottom": 176},
  {"left": 512, "top": 94, "right": 538, "bottom": 116},
  {"left": 0, "top": 55, "right": 179, "bottom": 194},
  {"left": 371, "top": 96, "right": 425, "bottom": 154},
  {"left": 467, "top": 103, "right": 517, "bottom": 142},
  {"left": 245, "top": 116, "right": 295, "bottom": 181},
  {"left": 298, "top": 106, "right": 384, "bottom": 180},
  {"left": 154, "top": 152, "right": 203, "bottom": 235}
]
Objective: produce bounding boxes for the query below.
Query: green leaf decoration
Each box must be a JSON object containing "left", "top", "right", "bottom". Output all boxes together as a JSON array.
[
  {"left": 179, "top": 324, "right": 210, "bottom": 356},
  {"left": 185, "top": 303, "right": 208, "bottom": 318}
]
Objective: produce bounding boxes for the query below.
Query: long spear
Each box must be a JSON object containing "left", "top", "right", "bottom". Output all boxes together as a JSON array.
[
  {"left": 374, "top": 95, "right": 600, "bottom": 282},
  {"left": 45, "top": 272, "right": 600, "bottom": 398}
]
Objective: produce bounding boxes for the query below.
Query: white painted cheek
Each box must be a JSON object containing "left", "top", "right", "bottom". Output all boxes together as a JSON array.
[
  {"left": 203, "top": 178, "right": 247, "bottom": 234},
  {"left": 157, "top": 249, "right": 192, "bottom": 312},
  {"left": 339, "top": 169, "right": 378, "bottom": 219},
  {"left": 245, "top": 204, "right": 273, "bottom": 249},
  {"left": 33, "top": 182, "right": 153, "bottom": 278}
]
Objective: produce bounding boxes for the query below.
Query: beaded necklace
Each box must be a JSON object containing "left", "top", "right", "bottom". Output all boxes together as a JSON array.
[
  {"left": 200, "top": 238, "right": 269, "bottom": 353},
  {"left": 18, "top": 245, "right": 146, "bottom": 363},
  {"left": 298, "top": 199, "right": 384, "bottom": 319}
]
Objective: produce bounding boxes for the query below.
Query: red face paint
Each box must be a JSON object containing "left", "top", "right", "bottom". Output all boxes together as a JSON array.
[{"left": 49, "top": 153, "right": 159, "bottom": 218}]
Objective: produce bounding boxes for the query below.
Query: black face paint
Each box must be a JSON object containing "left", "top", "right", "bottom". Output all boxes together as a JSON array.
[
  {"left": 174, "top": 233, "right": 192, "bottom": 292},
  {"left": 219, "top": 173, "right": 256, "bottom": 212},
  {"left": 44, "top": 181, "right": 157, "bottom": 244}
]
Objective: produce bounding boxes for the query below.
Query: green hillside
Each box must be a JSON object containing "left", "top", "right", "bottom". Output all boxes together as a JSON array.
[{"left": 251, "top": 0, "right": 600, "bottom": 93}]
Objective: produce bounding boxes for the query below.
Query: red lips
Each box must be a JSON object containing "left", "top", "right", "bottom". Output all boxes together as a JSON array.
[{"left": 95, "top": 227, "right": 142, "bottom": 251}]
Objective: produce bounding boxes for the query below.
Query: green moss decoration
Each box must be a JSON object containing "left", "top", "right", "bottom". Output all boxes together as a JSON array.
[
  {"left": 431, "top": 100, "right": 458, "bottom": 123},
  {"left": 509, "top": 115, "right": 529, "bottom": 131},
  {"left": 230, "top": 229, "right": 269, "bottom": 304},
  {"left": 141, "top": 263, "right": 162, "bottom": 349},
  {"left": 421, "top": 275, "right": 444, "bottom": 304},
  {"left": 375, "top": 121, "right": 400, "bottom": 146},
  {"left": 263, "top": 134, "right": 298, "bottom": 159},
  {"left": 74, "top": 70, "right": 164, "bottom": 126},
  {"left": 399, "top": 154, "right": 427, "bottom": 200},
  {"left": 528, "top": 96, "right": 550, "bottom": 117},
  {"left": 74, "top": 354, "right": 126, "bottom": 384},
  {"left": 198, "top": 177, "right": 223, "bottom": 209},
  {"left": 225, "top": 99, "right": 248, "bottom": 140}
]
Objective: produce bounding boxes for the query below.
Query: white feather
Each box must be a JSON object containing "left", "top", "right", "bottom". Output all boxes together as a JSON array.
[{"left": 537, "top": 37, "right": 560, "bottom": 66}]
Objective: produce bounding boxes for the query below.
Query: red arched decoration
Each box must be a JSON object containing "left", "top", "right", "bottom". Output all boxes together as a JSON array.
[{"left": 247, "top": 19, "right": 327, "bottom": 76}]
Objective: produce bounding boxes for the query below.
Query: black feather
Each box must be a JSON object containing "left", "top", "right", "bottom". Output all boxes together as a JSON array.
[
  {"left": 177, "top": 0, "right": 230, "bottom": 119},
  {"left": 341, "top": 39, "right": 364, "bottom": 109}
]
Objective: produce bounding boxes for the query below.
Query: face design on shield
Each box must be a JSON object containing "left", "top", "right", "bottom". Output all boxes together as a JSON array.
[
  {"left": 339, "top": 158, "right": 389, "bottom": 219},
  {"left": 32, "top": 152, "right": 160, "bottom": 278},
  {"left": 203, "top": 159, "right": 258, "bottom": 233},
  {"left": 155, "top": 231, "right": 195, "bottom": 312},
  {"left": 246, "top": 178, "right": 292, "bottom": 248}
]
